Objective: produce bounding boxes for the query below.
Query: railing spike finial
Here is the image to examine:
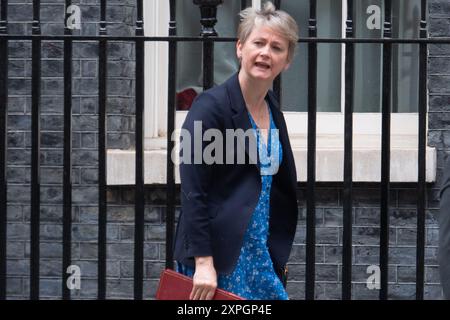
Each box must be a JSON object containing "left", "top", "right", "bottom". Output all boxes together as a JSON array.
[
  {"left": 0, "top": 0, "right": 8, "bottom": 34},
  {"left": 420, "top": 0, "right": 428, "bottom": 38},
  {"left": 136, "top": 0, "right": 144, "bottom": 36},
  {"left": 345, "top": 0, "right": 353, "bottom": 38},
  {"left": 193, "top": 0, "right": 223, "bottom": 37}
]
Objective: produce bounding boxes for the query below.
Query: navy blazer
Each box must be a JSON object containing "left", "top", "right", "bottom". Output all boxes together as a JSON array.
[{"left": 174, "top": 73, "right": 298, "bottom": 278}]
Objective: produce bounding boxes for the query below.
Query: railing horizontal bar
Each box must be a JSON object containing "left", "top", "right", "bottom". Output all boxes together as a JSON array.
[
  {"left": 111, "top": 182, "right": 433, "bottom": 191},
  {"left": 109, "top": 182, "right": 429, "bottom": 190},
  {"left": 0, "top": 35, "right": 448, "bottom": 44}
]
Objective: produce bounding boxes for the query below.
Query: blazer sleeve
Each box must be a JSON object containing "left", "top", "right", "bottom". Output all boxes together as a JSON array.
[{"left": 179, "top": 92, "right": 222, "bottom": 258}]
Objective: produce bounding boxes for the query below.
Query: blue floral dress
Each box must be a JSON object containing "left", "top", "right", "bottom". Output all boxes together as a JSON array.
[{"left": 177, "top": 103, "right": 288, "bottom": 300}]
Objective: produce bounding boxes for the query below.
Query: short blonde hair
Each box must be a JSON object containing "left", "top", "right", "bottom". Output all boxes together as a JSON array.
[{"left": 237, "top": 1, "right": 299, "bottom": 62}]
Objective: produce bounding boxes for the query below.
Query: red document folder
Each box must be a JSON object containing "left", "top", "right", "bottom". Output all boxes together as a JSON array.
[{"left": 156, "top": 269, "right": 244, "bottom": 300}]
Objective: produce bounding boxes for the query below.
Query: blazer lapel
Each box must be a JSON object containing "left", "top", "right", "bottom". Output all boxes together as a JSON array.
[
  {"left": 226, "top": 73, "right": 260, "bottom": 167},
  {"left": 225, "top": 72, "right": 296, "bottom": 182},
  {"left": 266, "top": 92, "right": 297, "bottom": 186}
]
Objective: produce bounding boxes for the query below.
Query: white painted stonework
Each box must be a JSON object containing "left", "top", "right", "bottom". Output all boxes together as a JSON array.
[{"left": 107, "top": 134, "right": 436, "bottom": 185}]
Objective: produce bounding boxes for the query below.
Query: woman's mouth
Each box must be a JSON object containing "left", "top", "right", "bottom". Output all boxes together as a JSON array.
[{"left": 255, "top": 62, "right": 271, "bottom": 69}]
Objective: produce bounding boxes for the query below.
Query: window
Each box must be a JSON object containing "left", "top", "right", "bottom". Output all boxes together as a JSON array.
[
  {"left": 150, "top": 0, "right": 422, "bottom": 131},
  {"left": 144, "top": 0, "right": 169, "bottom": 143},
  {"left": 281, "top": 0, "right": 422, "bottom": 139},
  {"left": 174, "top": 0, "right": 241, "bottom": 110},
  {"left": 106, "top": 0, "right": 436, "bottom": 185}
]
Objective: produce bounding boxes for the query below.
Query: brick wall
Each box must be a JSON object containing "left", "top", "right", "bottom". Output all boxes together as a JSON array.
[
  {"left": 3, "top": 0, "right": 449, "bottom": 299},
  {"left": 5, "top": 0, "right": 136, "bottom": 299}
]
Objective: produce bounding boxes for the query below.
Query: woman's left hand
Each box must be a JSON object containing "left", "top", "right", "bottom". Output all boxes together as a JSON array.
[{"left": 191, "top": 256, "right": 218, "bottom": 300}]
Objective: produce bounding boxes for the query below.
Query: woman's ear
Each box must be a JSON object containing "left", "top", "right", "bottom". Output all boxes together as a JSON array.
[
  {"left": 283, "top": 62, "right": 291, "bottom": 71},
  {"left": 236, "top": 40, "right": 242, "bottom": 60}
]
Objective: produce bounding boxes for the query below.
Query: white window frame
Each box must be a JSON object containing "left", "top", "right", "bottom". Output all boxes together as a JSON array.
[
  {"left": 143, "top": 0, "right": 261, "bottom": 147},
  {"left": 106, "top": 0, "right": 436, "bottom": 185},
  {"left": 285, "top": 0, "right": 423, "bottom": 138},
  {"left": 144, "top": 0, "right": 423, "bottom": 139},
  {"left": 144, "top": 0, "right": 169, "bottom": 147}
]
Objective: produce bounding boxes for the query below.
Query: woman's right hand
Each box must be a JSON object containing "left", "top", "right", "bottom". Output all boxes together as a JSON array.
[{"left": 190, "top": 256, "right": 217, "bottom": 300}]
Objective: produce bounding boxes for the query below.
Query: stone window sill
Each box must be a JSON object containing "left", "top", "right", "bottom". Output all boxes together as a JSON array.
[{"left": 107, "top": 135, "right": 436, "bottom": 185}]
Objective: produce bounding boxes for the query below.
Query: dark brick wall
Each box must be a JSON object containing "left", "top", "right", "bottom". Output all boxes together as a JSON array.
[
  {"left": 2, "top": 0, "right": 449, "bottom": 299},
  {"left": 288, "top": 185, "right": 442, "bottom": 300},
  {"left": 4, "top": 0, "right": 136, "bottom": 299}
]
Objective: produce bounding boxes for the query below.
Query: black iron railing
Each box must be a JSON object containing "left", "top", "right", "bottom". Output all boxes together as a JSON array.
[
  {"left": 342, "top": 0, "right": 354, "bottom": 301},
  {"left": 63, "top": 0, "right": 74, "bottom": 300},
  {"left": 30, "top": 0, "right": 41, "bottom": 300},
  {"left": 97, "top": 0, "right": 108, "bottom": 300},
  {"left": 305, "top": 0, "right": 317, "bottom": 301},
  {"left": 379, "top": 1, "right": 392, "bottom": 301},
  {"left": 0, "top": 0, "right": 444, "bottom": 300},
  {"left": 0, "top": 0, "right": 7, "bottom": 301}
]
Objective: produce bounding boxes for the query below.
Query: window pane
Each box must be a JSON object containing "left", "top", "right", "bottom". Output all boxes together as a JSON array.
[
  {"left": 173, "top": 0, "right": 421, "bottom": 113},
  {"left": 354, "top": 0, "right": 420, "bottom": 113},
  {"left": 279, "top": 0, "right": 309, "bottom": 111},
  {"left": 316, "top": 0, "right": 342, "bottom": 112},
  {"left": 354, "top": 0, "right": 383, "bottom": 112},
  {"left": 392, "top": 0, "right": 420, "bottom": 113},
  {"left": 281, "top": 0, "right": 342, "bottom": 112},
  {"left": 213, "top": 1, "right": 241, "bottom": 89},
  {"left": 175, "top": 0, "right": 240, "bottom": 110}
]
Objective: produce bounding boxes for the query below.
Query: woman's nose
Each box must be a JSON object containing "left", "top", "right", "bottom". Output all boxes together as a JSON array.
[{"left": 260, "top": 45, "right": 270, "bottom": 57}]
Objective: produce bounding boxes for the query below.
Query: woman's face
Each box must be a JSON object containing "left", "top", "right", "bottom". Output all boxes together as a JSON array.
[{"left": 237, "top": 25, "right": 290, "bottom": 83}]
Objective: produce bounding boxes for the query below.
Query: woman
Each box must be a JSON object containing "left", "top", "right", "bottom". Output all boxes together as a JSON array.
[{"left": 173, "top": 2, "right": 299, "bottom": 300}]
